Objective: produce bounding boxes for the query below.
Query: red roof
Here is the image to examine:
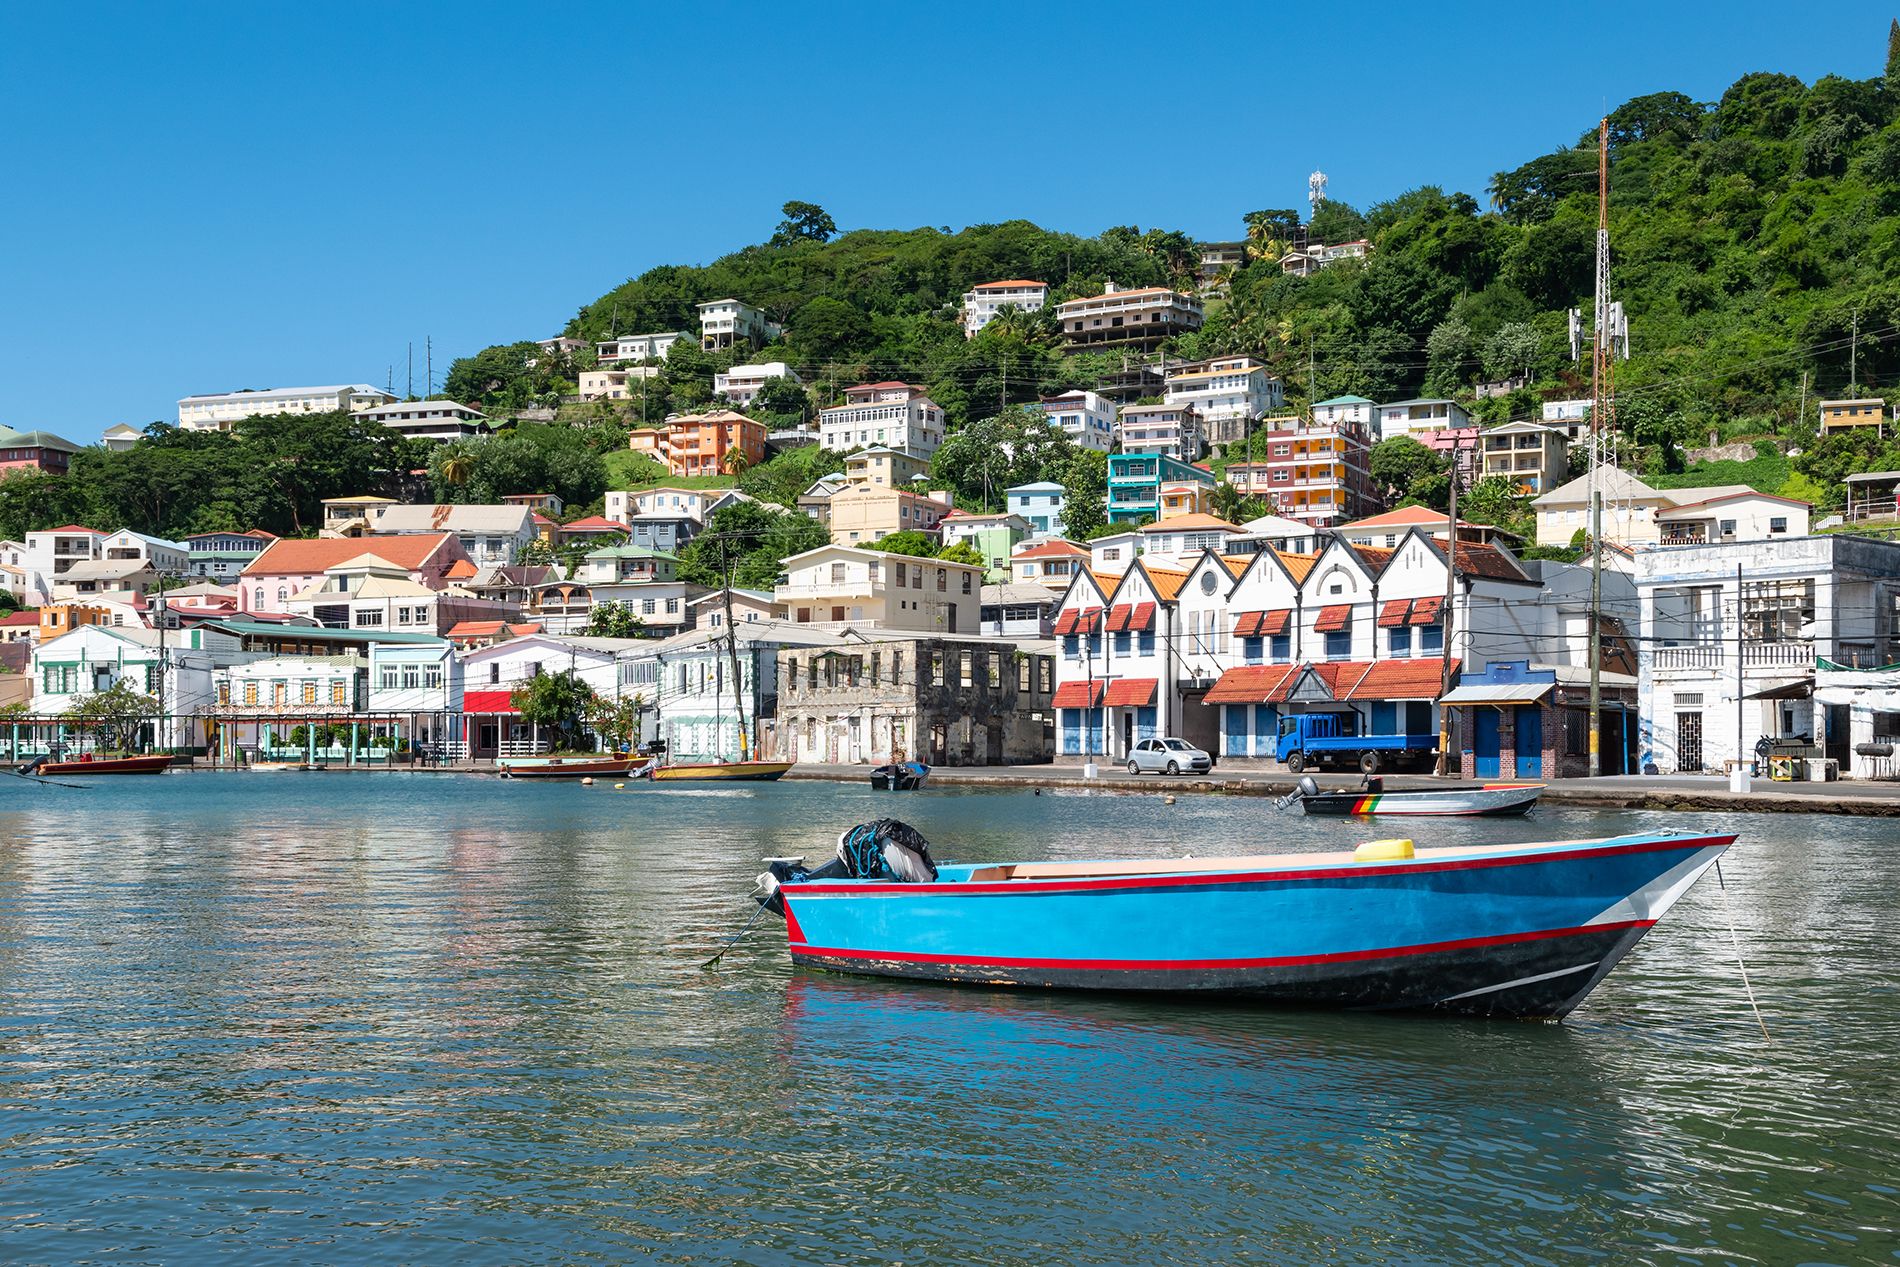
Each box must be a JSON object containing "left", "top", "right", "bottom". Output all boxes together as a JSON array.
[
  {"left": 1052, "top": 680, "right": 1104, "bottom": 709},
  {"left": 1377, "top": 599, "right": 1410, "bottom": 628},
  {"left": 243, "top": 533, "right": 459, "bottom": 577},
  {"left": 0, "top": 610, "right": 38, "bottom": 626},
  {"left": 561, "top": 515, "right": 624, "bottom": 532},
  {"left": 1343, "top": 506, "right": 1451, "bottom": 530},
  {"left": 1015, "top": 540, "right": 1087, "bottom": 560},
  {"left": 446, "top": 621, "right": 507, "bottom": 638},
  {"left": 1205, "top": 664, "right": 1300, "bottom": 705},
  {"left": 1450, "top": 542, "right": 1529, "bottom": 582},
  {"left": 1104, "top": 678, "right": 1157, "bottom": 708},
  {"left": 44, "top": 524, "right": 101, "bottom": 534},
  {"left": 1340, "top": 658, "right": 1457, "bottom": 701},
  {"left": 1205, "top": 659, "right": 1458, "bottom": 705},
  {"left": 1409, "top": 595, "right": 1444, "bottom": 625},
  {"left": 444, "top": 559, "right": 479, "bottom": 580},
  {"left": 1313, "top": 604, "right": 1351, "bottom": 633},
  {"left": 974, "top": 279, "right": 1046, "bottom": 290},
  {"left": 1051, "top": 605, "right": 1104, "bottom": 637},
  {"left": 1259, "top": 609, "right": 1290, "bottom": 637}
]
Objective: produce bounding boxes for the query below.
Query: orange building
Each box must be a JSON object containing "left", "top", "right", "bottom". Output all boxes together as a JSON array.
[
  {"left": 39, "top": 602, "right": 122, "bottom": 638},
  {"left": 628, "top": 410, "right": 766, "bottom": 478}
]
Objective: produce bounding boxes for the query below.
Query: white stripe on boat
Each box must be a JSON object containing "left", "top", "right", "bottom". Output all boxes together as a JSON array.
[{"left": 1438, "top": 961, "right": 1597, "bottom": 1003}]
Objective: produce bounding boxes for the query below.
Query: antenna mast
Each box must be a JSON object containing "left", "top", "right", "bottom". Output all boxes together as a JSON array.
[{"left": 1587, "top": 118, "right": 1612, "bottom": 778}]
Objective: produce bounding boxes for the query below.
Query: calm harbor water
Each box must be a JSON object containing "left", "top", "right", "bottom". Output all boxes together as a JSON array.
[{"left": 0, "top": 774, "right": 1895, "bottom": 1266}]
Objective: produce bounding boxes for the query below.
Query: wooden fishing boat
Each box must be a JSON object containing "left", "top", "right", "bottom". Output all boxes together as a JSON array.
[
  {"left": 497, "top": 755, "right": 650, "bottom": 780},
  {"left": 22, "top": 753, "right": 175, "bottom": 776},
  {"left": 870, "top": 761, "right": 929, "bottom": 791},
  {"left": 755, "top": 823, "right": 1736, "bottom": 1019},
  {"left": 649, "top": 759, "right": 793, "bottom": 782},
  {"left": 1280, "top": 776, "right": 1544, "bottom": 817}
]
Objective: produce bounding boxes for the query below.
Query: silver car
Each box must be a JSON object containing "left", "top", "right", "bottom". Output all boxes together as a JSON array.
[{"left": 1125, "top": 737, "right": 1213, "bottom": 776}]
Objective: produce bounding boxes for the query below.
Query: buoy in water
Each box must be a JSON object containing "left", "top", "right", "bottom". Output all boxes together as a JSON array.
[
  {"left": 614, "top": 782, "right": 626, "bottom": 789},
  {"left": 581, "top": 777, "right": 595, "bottom": 786},
  {"left": 1163, "top": 794, "right": 1176, "bottom": 805}
]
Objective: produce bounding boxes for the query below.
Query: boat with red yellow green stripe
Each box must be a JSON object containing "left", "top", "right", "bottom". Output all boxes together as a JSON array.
[{"left": 1280, "top": 776, "right": 1543, "bottom": 817}]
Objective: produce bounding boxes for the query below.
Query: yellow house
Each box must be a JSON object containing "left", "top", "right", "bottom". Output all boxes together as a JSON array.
[
  {"left": 1819, "top": 398, "right": 1887, "bottom": 434},
  {"left": 844, "top": 447, "right": 931, "bottom": 488}
]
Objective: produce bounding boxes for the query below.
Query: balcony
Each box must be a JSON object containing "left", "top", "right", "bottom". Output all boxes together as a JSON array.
[
  {"left": 1652, "top": 645, "right": 1721, "bottom": 670},
  {"left": 1650, "top": 641, "right": 1813, "bottom": 671}
]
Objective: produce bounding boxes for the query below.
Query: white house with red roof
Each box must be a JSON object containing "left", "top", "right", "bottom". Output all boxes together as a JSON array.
[
  {"left": 239, "top": 532, "right": 470, "bottom": 616},
  {"left": 961, "top": 280, "right": 1049, "bottom": 338},
  {"left": 818, "top": 383, "right": 945, "bottom": 460},
  {"left": 1011, "top": 538, "right": 1089, "bottom": 591}
]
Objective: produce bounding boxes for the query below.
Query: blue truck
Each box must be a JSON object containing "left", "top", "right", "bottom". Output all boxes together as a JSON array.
[{"left": 1274, "top": 713, "right": 1438, "bottom": 775}]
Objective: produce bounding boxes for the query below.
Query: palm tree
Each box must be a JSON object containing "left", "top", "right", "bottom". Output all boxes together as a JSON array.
[{"left": 441, "top": 453, "right": 474, "bottom": 488}]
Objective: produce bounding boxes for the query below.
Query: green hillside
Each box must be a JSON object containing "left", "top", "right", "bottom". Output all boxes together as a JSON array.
[{"left": 435, "top": 27, "right": 1900, "bottom": 514}]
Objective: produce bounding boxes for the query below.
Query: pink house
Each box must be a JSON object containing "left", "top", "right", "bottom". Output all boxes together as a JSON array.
[{"left": 238, "top": 532, "right": 471, "bottom": 615}]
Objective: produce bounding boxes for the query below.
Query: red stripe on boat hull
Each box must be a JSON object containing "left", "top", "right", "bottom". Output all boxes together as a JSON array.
[{"left": 786, "top": 918, "right": 1654, "bottom": 972}]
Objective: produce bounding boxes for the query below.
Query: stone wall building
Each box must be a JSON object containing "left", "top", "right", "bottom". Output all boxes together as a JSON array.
[{"left": 776, "top": 636, "right": 1056, "bottom": 766}]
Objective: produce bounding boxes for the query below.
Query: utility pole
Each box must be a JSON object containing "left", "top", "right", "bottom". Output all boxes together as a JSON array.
[
  {"left": 1850, "top": 308, "right": 1860, "bottom": 390},
  {"left": 1586, "top": 117, "right": 1613, "bottom": 779},
  {"left": 156, "top": 578, "right": 168, "bottom": 753},
  {"left": 1797, "top": 370, "right": 1809, "bottom": 436},
  {"left": 1436, "top": 465, "right": 1459, "bottom": 775},
  {"left": 426, "top": 336, "right": 433, "bottom": 398},
  {"left": 407, "top": 343, "right": 414, "bottom": 399},
  {"left": 1735, "top": 563, "right": 1746, "bottom": 780}
]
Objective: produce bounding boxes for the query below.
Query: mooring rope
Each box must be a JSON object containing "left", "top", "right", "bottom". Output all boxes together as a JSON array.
[{"left": 1714, "top": 858, "right": 1771, "bottom": 1043}]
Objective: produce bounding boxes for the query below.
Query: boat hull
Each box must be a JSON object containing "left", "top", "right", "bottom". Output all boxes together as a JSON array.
[
  {"left": 1300, "top": 783, "right": 1543, "bottom": 816},
  {"left": 29, "top": 754, "right": 175, "bottom": 776},
  {"left": 498, "top": 757, "right": 649, "bottom": 779},
  {"left": 777, "top": 832, "right": 1733, "bottom": 1019},
  {"left": 650, "top": 760, "right": 793, "bottom": 782}
]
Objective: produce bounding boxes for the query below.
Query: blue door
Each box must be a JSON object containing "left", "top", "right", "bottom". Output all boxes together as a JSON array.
[
  {"left": 1514, "top": 706, "right": 1543, "bottom": 779},
  {"left": 1474, "top": 709, "right": 1501, "bottom": 778}
]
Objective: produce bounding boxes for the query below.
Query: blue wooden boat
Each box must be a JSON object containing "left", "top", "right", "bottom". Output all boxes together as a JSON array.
[{"left": 757, "top": 825, "right": 1736, "bottom": 1019}]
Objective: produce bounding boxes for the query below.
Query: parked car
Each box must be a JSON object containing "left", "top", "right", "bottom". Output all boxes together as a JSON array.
[{"left": 1126, "top": 737, "right": 1213, "bottom": 776}]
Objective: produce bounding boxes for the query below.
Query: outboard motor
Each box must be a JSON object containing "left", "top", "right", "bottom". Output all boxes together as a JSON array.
[
  {"left": 1275, "top": 775, "right": 1320, "bottom": 810},
  {"left": 753, "top": 819, "right": 939, "bottom": 916}
]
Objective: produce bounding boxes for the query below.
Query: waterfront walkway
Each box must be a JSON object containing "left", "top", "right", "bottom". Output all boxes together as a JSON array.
[{"left": 782, "top": 763, "right": 1900, "bottom": 816}]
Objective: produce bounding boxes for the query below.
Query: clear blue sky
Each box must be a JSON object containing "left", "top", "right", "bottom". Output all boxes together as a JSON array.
[{"left": 1, "top": 1, "right": 1893, "bottom": 441}]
